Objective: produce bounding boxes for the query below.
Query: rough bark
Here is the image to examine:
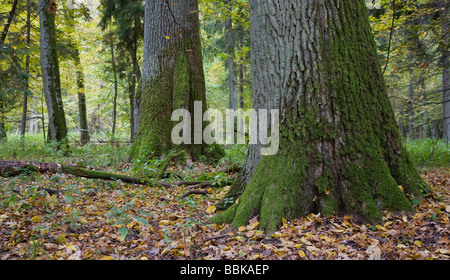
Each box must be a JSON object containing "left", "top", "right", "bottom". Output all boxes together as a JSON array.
[
  {"left": 130, "top": 0, "right": 224, "bottom": 160},
  {"left": 212, "top": 0, "right": 428, "bottom": 233},
  {"left": 38, "top": 0, "right": 69, "bottom": 150}
]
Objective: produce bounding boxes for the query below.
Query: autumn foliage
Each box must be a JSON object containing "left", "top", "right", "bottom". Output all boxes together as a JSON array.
[{"left": 0, "top": 164, "right": 448, "bottom": 260}]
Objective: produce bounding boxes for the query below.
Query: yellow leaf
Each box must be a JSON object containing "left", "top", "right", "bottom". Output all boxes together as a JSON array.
[
  {"left": 31, "top": 216, "right": 42, "bottom": 223},
  {"left": 159, "top": 220, "right": 170, "bottom": 226},
  {"left": 271, "top": 231, "right": 281, "bottom": 238},
  {"left": 100, "top": 256, "right": 116, "bottom": 260},
  {"left": 414, "top": 240, "right": 422, "bottom": 247},
  {"left": 57, "top": 234, "right": 66, "bottom": 244},
  {"left": 398, "top": 185, "right": 404, "bottom": 192},
  {"left": 298, "top": 250, "right": 306, "bottom": 258},
  {"left": 282, "top": 217, "right": 287, "bottom": 227},
  {"left": 205, "top": 205, "right": 216, "bottom": 214},
  {"left": 249, "top": 220, "right": 259, "bottom": 230}
]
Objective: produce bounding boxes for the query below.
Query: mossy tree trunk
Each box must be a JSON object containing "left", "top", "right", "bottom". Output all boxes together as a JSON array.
[
  {"left": 212, "top": 0, "right": 429, "bottom": 233},
  {"left": 38, "top": 0, "right": 69, "bottom": 150},
  {"left": 130, "top": 0, "right": 223, "bottom": 160}
]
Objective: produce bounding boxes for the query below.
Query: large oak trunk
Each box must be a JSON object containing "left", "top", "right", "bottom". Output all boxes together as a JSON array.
[
  {"left": 130, "top": 0, "right": 223, "bottom": 160},
  {"left": 212, "top": 0, "right": 429, "bottom": 233}
]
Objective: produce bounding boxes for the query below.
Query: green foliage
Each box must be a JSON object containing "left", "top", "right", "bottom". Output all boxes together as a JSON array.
[{"left": 404, "top": 139, "right": 450, "bottom": 167}]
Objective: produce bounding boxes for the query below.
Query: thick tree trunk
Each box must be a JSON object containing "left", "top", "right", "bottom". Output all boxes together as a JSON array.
[
  {"left": 212, "top": 0, "right": 428, "bottom": 233},
  {"left": 130, "top": 0, "right": 224, "bottom": 160},
  {"left": 74, "top": 49, "right": 90, "bottom": 145},
  {"left": 38, "top": 0, "right": 69, "bottom": 150}
]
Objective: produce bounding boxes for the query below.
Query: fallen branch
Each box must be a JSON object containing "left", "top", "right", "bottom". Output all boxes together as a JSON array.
[
  {"left": 0, "top": 160, "right": 150, "bottom": 186},
  {"left": 0, "top": 161, "right": 230, "bottom": 189},
  {"left": 181, "top": 189, "right": 208, "bottom": 198}
]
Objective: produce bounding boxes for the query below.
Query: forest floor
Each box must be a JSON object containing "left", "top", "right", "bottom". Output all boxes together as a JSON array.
[{"left": 0, "top": 159, "right": 448, "bottom": 260}]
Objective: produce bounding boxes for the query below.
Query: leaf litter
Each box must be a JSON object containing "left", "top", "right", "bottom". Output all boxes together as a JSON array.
[{"left": 0, "top": 166, "right": 448, "bottom": 260}]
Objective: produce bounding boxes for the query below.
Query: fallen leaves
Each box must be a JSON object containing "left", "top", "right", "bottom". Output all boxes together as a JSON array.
[{"left": 0, "top": 168, "right": 448, "bottom": 260}]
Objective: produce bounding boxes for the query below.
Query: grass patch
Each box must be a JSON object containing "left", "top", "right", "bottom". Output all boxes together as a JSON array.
[{"left": 404, "top": 139, "right": 449, "bottom": 168}]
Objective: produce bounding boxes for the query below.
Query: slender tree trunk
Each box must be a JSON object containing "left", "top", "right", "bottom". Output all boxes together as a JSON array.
[
  {"left": 407, "top": 63, "right": 415, "bottom": 139},
  {"left": 110, "top": 40, "right": 118, "bottom": 136},
  {"left": 225, "top": 0, "right": 239, "bottom": 111},
  {"left": 441, "top": 0, "right": 450, "bottom": 142},
  {"left": 0, "top": 101, "right": 5, "bottom": 140},
  {"left": 212, "top": 0, "right": 428, "bottom": 233},
  {"left": 128, "top": 45, "right": 141, "bottom": 141},
  {"left": 0, "top": 0, "right": 18, "bottom": 46},
  {"left": 21, "top": 0, "right": 32, "bottom": 138},
  {"left": 74, "top": 49, "right": 90, "bottom": 145},
  {"left": 130, "top": 0, "right": 224, "bottom": 160},
  {"left": 38, "top": 0, "right": 69, "bottom": 150},
  {"left": 239, "top": 61, "right": 244, "bottom": 109}
]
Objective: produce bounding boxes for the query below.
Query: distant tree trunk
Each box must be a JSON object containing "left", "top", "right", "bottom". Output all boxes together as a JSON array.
[
  {"left": 441, "top": 0, "right": 450, "bottom": 142},
  {"left": 407, "top": 62, "right": 415, "bottom": 139},
  {"left": 212, "top": 0, "right": 428, "bottom": 233},
  {"left": 110, "top": 39, "right": 118, "bottom": 136},
  {"left": 130, "top": 0, "right": 224, "bottom": 160},
  {"left": 225, "top": 0, "right": 239, "bottom": 111},
  {"left": 0, "top": 0, "right": 18, "bottom": 46},
  {"left": 128, "top": 41, "right": 141, "bottom": 141},
  {"left": 74, "top": 49, "right": 90, "bottom": 145},
  {"left": 21, "top": 0, "right": 32, "bottom": 138},
  {"left": 238, "top": 61, "right": 244, "bottom": 109},
  {"left": 38, "top": 0, "right": 69, "bottom": 150},
  {"left": 0, "top": 101, "right": 5, "bottom": 140}
]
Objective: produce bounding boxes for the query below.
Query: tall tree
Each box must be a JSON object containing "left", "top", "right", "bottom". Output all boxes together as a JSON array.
[
  {"left": 130, "top": 0, "right": 224, "bottom": 160},
  {"left": 38, "top": 0, "right": 69, "bottom": 150},
  {"left": 20, "top": 0, "right": 32, "bottom": 138},
  {"left": 212, "top": 0, "right": 429, "bottom": 233},
  {"left": 99, "top": 0, "right": 144, "bottom": 141}
]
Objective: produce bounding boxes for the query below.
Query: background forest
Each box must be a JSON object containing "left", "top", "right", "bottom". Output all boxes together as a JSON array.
[
  {"left": 0, "top": 0, "right": 449, "bottom": 160},
  {"left": 0, "top": 0, "right": 448, "bottom": 261}
]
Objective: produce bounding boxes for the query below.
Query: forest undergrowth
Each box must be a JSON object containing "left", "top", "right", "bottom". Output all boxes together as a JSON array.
[{"left": 0, "top": 136, "right": 448, "bottom": 260}]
